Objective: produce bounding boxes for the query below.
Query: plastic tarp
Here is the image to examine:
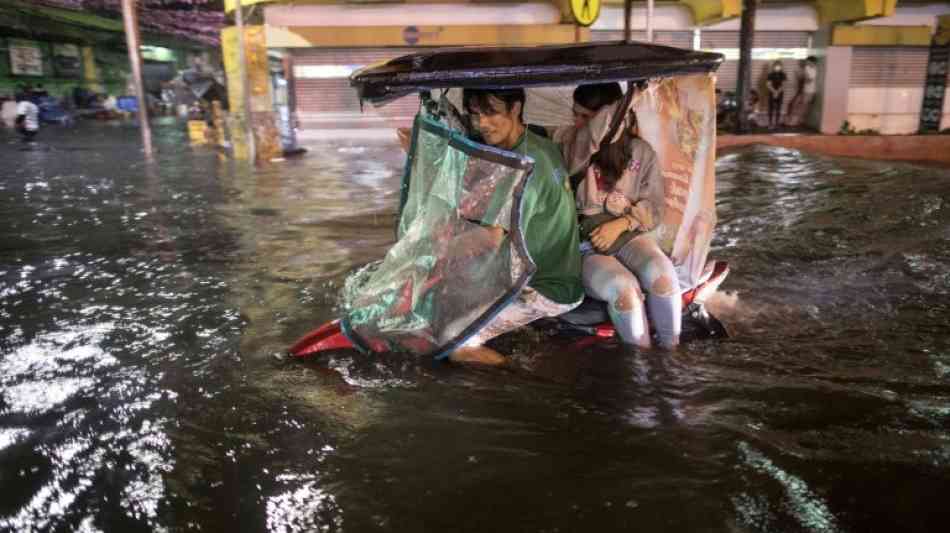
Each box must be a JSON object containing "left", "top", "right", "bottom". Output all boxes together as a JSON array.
[{"left": 341, "top": 114, "right": 536, "bottom": 358}]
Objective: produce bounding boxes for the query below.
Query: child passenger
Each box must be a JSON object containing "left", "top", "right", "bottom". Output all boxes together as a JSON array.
[{"left": 556, "top": 83, "right": 681, "bottom": 348}]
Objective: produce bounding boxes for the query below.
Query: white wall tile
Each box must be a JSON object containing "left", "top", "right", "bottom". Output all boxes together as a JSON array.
[
  {"left": 848, "top": 88, "right": 923, "bottom": 115},
  {"left": 879, "top": 114, "right": 920, "bottom": 134},
  {"left": 846, "top": 114, "right": 881, "bottom": 131},
  {"left": 848, "top": 88, "right": 885, "bottom": 113}
]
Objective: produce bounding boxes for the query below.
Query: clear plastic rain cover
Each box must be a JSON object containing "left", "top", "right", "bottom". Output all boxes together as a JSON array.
[{"left": 341, "top": 114, "right": 536, "bottom": 358}]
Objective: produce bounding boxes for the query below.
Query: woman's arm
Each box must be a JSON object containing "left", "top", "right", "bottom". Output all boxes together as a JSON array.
[{"left": 625, "top": 140, "right": 664, "bottom": 232}]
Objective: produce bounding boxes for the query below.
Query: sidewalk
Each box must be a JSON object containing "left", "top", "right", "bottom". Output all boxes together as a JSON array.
[
  {"left": 298, "top": 127, "right": 399, "bottom": 143},
  {"left": 297, "top": 112, "right": 410, "bottom": 143},
  {"left": 295, "top": 123, "right": 950, "bottom": 165},
  {"left": 719, "top": 132, "right": 950, "bottom": 165}
]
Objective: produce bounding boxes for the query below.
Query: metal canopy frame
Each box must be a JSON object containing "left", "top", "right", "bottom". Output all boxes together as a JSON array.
[{"left": 351, "top": 40, "right": 724, "bottom": 105}]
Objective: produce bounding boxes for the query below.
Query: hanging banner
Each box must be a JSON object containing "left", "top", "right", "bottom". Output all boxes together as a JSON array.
[
  {"left": 53, "top": 43, "right": 82, "bottom": 78},
  {"left": 9, "top": 39, "right": 44, "bottom": 77},
  {"left": 634, "top": 73, "right": 718, "bottom": 289}
]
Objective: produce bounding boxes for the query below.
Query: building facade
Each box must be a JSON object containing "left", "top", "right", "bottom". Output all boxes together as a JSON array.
[
  {"left": 0, "top": 1, "right": 218, "bottom": 103},
  {"left": 235, "top": 0, "right": 950, "bottom": 135}
]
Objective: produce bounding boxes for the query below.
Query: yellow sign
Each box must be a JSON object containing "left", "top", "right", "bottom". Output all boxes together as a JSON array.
[{"left": 570, "top": 0, "right": 600, "bottom": 27}]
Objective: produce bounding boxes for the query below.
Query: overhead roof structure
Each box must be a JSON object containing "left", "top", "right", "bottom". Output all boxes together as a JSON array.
[
  {"left": 15, "top": 0, "right": 226, "bottom": 46},
  {"left": 351, "top": 40, "right": 724, "bottom": 104}
]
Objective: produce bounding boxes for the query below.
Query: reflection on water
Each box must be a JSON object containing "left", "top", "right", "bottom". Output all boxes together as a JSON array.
[{"left": 2, "top": 124, "right": 950, "bottom": 531}]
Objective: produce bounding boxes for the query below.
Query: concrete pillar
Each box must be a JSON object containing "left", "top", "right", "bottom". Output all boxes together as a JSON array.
[
  {"left": 221, "top": 25, "right": 282, "bottom": 163},
  {"left": 121, "top": 0, "right": 154, "bottom": 160},
  {"left": 735, "top": 0, "right": 756, "bottom": 133},
  {"left": 817, "top": 46, "right": 852, "bottom": 134}
]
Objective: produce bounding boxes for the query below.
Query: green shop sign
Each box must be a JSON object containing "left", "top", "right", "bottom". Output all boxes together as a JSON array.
[{"left": 140, "top": 46, "right": 176, "bottom": 63}]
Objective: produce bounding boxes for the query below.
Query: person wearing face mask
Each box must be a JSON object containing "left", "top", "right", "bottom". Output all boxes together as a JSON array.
[
  {"left": 446, "top": 87, "right": 583, "bottom": 366},
  {"left": 556, "top": 83, "right": 679, "bottom": 349},
  {"left": 766, "top": 61, "right": 787, "bottom": 129}
]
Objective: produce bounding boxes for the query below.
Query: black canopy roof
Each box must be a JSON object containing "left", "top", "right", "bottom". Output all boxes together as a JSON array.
[{"left": 351, "top": 41, "right": 724, "bottom": 105}]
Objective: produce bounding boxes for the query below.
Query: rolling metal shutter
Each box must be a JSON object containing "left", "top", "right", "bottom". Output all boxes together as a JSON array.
[
  {"left": 292, "top": 48, "right": 421, "bottom": 129},
  {"left": 700, "top": 31, "right": 739, "bottom": 91},
  {"left": 850, "top": 47, "right": 929, "bottom": 88}
]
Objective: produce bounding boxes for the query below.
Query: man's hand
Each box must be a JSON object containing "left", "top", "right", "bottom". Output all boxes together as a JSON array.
[
  {"left": 396, "top": 127, "right": 411, "bottom": 153},
  {"left": 590, "top": 217, "right": 635, "bottom": 253},
  {"left": 465, "top": 224, "right": 506, "bottom": 256}
]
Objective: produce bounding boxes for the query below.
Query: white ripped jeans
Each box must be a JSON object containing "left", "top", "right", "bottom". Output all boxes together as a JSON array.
[{"left": 581, "top": 235, "right": 681, "bottom": 348}]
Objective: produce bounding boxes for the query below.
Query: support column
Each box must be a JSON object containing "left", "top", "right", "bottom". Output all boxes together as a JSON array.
[
  {"left": 646, "top": 0, "right": 655, "bottom": 42},
  {"left": 234, "top": 2, "right": 256, "bottom": 163},
  {"left": 734, "top": 0, "right": 756, "bottom": 133},
  {"left": 818, "top": 47, "right": 852, "bottom": 134},
  {"left": 281, "top": 54, "right": 300, "bottom": 152},
  {"left": 624, "top": 0, "right": 633, "bottom": 43},
  {"left": 221, "top": 25, "right": 282, "bottom": 163},
  {"left": 120, "top": 0, "right": 153, "bottom": 159}
]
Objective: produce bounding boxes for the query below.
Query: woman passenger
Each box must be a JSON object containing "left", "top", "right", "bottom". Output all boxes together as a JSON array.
[{"left": 558, "top": 83, "right": 681, "bottom": 348}]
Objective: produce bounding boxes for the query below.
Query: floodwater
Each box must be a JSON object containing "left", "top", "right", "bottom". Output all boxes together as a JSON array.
[{"left": 1, "top": 121, "right": 949, "bottom": 532}]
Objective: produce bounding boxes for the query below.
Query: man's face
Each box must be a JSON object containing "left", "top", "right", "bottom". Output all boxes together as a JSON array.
[{"left": 469, "top": 95, "right": 522, "bottom": 148}]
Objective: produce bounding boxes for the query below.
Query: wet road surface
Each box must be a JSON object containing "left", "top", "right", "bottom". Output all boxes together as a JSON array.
[{"left": 1, "top": 121, "right": 949, "bottom": 532}]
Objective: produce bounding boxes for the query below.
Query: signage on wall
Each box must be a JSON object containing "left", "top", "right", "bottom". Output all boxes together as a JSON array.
[
  {"left": 402, "top": 26, "right": 442, "bottom": 46},
  {"left": 403, "top": 26, "right": 420, "bottom": 45},
  {"left": 919, "top": 40, "right": 948, "bottom": 133},
  {"left": 9, "top": 39, "right": 44, "bottom": 77},
  {"left": 53, "top": 43, "right": 82, "bottom": 78},
  {"left": 570, "top": 0, "right": 601, "bottom": 27}
]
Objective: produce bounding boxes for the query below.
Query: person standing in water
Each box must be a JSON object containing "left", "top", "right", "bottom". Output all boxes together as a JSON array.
[
  {"left": 766, "top": 61, "right": 787, "bottom": 129},
  {"left": 15, "top": 94, "right": 40, "bottom": 142},
  {"left": 558, "top": 83, "right": 681, "bottom": 349}
]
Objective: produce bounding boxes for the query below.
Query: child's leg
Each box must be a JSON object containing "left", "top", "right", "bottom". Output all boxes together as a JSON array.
[
  {"left": 615, "top": 237, "right": 682, "bottom": 348},
  {"left": 582, "top": 254, "right": 651, "bottom": 348}
]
